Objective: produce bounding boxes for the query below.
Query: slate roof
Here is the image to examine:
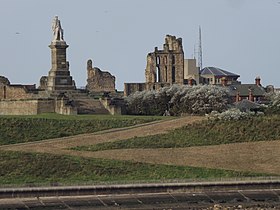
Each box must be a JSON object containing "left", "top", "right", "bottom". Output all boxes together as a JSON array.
[
  {"left": 200, "top": 67, "right": 240, "bottom": 77},
  {"left": 234, "top": 99, "right": 261, "bottom": 110},
  {"left": 229, "top": 84, "right": 266, "bottom": 97}
]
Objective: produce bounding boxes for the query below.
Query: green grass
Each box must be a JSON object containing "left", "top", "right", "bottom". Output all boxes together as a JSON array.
[
  {"left": 0, "top": 151, "right": 264, "bottom": 186},
  {"left": 0, "top": 114, "right": 165, "bottom": 145},
  {"left": 74, "top": 115, "right": 280, "bottom": 152}
]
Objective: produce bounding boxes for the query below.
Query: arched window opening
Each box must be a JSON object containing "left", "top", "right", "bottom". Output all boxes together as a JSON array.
[
  {"left": 172, "top": 55, "right": 175, "bottom": 65},
  {"left": 172, "top": 67, "right": 176, "bottom": 83},
  {"left": 156, "top": 56, "right": 160, "bottom": 65},
  {"left": 156, "top": 66, "right": 161, "bottom": 82}
]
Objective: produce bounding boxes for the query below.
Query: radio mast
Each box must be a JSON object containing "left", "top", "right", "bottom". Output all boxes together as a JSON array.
[{"left": 198, "top": 26, "right": 203, "bottom": 70}]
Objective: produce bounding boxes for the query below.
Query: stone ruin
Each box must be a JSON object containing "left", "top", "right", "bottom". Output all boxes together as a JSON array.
[
  {"left": 124, "top": 35, "right": 185, "bottom": 96},
  {"left": 0, "top": 16, "right": 122, "bottom": 115},
  {"left": 86, "top": 59, "right": 116, "bottom": 93}
]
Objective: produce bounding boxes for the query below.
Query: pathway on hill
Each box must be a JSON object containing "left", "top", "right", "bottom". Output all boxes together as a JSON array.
[
  {"left": 0, "top": 116, "right": 203, "bottom": 153},
  {"left": 1, "top": 115, "right": 280, "bottom": 175}
]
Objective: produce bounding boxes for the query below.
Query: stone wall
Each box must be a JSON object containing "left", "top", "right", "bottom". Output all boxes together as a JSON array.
[
  {"left": 100, "top": 98, "right": 123, "bottom": 115},
  {"left": 37, "top": 99, "right": 55, "bottom": 113},
  {"left": 0, "top": 85, "right": 35, "bottom": 100},
  {"left": 86, "top": 59, "right": 116, "bottom": 93},
  {"left": 55, "top": 98, "right": 77, "bottom": 115},
  {"left": 0, "top": 99, "right": 51, "bottom": 115},
  {"left": 124, "top": 83, "right": 146, "bottom": 97},
  {"left": 0, "top": 98, "right": 77, "bottom": 115}
]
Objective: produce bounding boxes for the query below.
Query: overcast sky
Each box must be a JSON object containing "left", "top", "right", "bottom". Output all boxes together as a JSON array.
[{"left": 0, "top": 0, "right": 279, "bottom": 90}]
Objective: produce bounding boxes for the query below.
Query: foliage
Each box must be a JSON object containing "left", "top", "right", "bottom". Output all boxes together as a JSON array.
[
  {"left": 75, "top": 115, "right": 280, "bottom": 151},
  {"left": 125, "top": 85, "right": 230, "bottom": 116},
  {"left": 0, "top": 115, "right": 161, "bottom": 145},
  {"left": 0, "top": 151, "right": 262, "bottom": 186},
  {"left": 264, "top": 92, "right": 280, "bottom": 114},
  {"left": 206, "top": 108, "right": 263, "bottom": 121}
]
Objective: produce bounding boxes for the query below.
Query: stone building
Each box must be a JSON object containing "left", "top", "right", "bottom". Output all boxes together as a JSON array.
[
  {"left": 86, "top": 59, "right": 115, "bottom": 93},
  {"left": 124, "top": 35, "right": 185, "bottom": 96}
]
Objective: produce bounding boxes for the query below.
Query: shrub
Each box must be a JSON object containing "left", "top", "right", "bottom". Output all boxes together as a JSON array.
[
  {"left": 206, "top": 108, "right": 264, "bottom": 121},
  {"left": 125, "top": 85, "right": 230, "bottom": 116}
]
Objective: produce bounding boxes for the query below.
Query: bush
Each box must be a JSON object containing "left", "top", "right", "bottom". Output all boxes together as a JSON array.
[
  {"left": 264, "top": 92, "right": 280, "bottom": 114},
  {"left": 125, "top": 85, "right": 230, "bottom": 116},
  {"left": 206, "top": 108, "right": 264, "bottom": 121}
]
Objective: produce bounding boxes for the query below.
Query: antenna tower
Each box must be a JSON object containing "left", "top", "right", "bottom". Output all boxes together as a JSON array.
[{"left": 198, "top": 26, "right": 203, "bottom": 70}]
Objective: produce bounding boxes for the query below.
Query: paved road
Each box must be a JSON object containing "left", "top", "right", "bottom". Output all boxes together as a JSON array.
[{"left": 1, "top": 190, "right": 280, "bottom": 209}]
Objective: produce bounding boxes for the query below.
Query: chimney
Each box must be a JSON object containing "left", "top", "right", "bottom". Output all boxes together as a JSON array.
[
  {"left": 248, "top": 89, "right": 254, "bottom": 102},
  {"left": 255, "top": 76, "right": 261, "bottom": 86},
  {"left": 188, "top": 77, "right": 193, "bottom": 86},
  {"left": 236, "top": 91, "right": 240, "bottom": 102},
  {"left": 221, "top": 77, "right": 228, "bottom": 86}
]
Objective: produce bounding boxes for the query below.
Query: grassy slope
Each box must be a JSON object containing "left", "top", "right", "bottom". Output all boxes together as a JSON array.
[
  {"left": 0, "top": 114, "right": 164, "bottom": 145},
  {"left": 0, "top": 151, "right": 262, "bottom": 186},
  {"left": 75, "top": 115, "right": 280, "bottom": 152}
]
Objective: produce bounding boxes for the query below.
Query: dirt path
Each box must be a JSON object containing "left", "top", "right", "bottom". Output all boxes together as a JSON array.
[
  {"left": 1, "top": 115, "right": 280, "bottom": 175},
  {"left": 71, "top": 140, "right": 280, "bottom": 175},
  {"left": 0, "top": 116, "right": 203, "bottom": 154}
]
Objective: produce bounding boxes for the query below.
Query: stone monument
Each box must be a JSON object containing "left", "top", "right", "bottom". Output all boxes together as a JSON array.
[{"left": 47, "top": 16, "right": 75, "bottom": 91}]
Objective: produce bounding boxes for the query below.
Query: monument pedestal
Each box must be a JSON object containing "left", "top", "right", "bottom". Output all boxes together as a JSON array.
[{"left": 47, "top": 41, "right": 75, "bottom": 91}]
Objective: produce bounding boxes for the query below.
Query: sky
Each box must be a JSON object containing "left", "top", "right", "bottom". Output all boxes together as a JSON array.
[{"left": 0, "top": 0, "right": 280, "bottom": 90}]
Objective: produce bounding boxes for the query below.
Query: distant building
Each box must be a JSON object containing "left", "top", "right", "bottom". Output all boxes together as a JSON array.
[
  {"left": 200, "top": 67, "right": 240, "bottom": 85},
  {"left": 184, "top": 59, "right": 200, "bottom": 85},
  {"left": 229, "top": 77, "right": 267, "bottom": 103}
]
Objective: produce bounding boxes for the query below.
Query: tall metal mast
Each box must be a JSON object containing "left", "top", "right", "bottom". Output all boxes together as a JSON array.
[{"left": 198, "top": 26, "right": 203, "bottom": 70}]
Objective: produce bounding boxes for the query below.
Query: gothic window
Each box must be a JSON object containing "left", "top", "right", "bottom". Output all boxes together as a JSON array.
[
  {"left": 172, "top": 55, "right": 175, "bottom": 65},
  {"left": 157, "top": 66, "right": 161, "bottom": 82},
  {"left": 156, "top": 56, "right": 160, "bottom": 65},
  {"left": 165, "top": 66, "right": 168, "bottom": 82},
  {"left": 172, "top": 67, "right": 175, "bottom": 83}
]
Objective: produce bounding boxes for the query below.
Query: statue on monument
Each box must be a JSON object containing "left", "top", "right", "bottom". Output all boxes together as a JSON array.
[{"left": 52, "top": 16, "right": 64, "bottom": 41}]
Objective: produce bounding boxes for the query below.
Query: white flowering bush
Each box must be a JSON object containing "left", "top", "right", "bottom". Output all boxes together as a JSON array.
[
  {"left": 206, "top": 108, "right": 263, "bottom": 121},
  {"left": 263, "top": 92, "right": 280, "bottom": 114},
  {"left": 270, "top": 92, "right": 280, "bottom": 107},
  {"left": 125, "top": 85, "right": 230, "bottom": 115}
]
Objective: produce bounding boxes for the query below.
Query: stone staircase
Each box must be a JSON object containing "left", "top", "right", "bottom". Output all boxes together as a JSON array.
[
  {"left": 40, "top": 89, "right": 111, "bottom": 115},
  {"left": 74, "top": 98, "right": 110, "bottom": 115}
]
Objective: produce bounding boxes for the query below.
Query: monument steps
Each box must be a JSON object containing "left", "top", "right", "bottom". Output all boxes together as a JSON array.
[{"left": 74, "top": 98, "right": 110, "bottom": 115}]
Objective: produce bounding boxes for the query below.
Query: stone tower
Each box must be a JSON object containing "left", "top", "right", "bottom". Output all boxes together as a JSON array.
[
  {"left": 145, "top": 35, "right": 184, "bottom": 85},
  {"left": 47, "top": 16, "right": 75, "bottom": 91}
]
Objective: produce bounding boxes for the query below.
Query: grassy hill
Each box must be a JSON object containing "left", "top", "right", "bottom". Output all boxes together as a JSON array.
[
  {"left": 1, "top": 114, "right": 278, "bottom": 186},
  {"left": 0, "top": 114, "right": 163, "bottom": 145},
  {"left": 74, "top": 115, "right": 280, "bottom": 152},
  {"left": 0, "top": 150, "right": 263, "bottom": 186}
]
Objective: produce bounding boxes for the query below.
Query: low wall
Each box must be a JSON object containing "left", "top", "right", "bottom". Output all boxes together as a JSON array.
[
  {"left": 0, "top": 100, "right": 39, "bottom": 115},
  {"left": 100, "top": 98, "right": 123, "bottom": 115},
  {"left": 0, "top": 99, "right": 55, "bottom": 115},
  {"left": 0, "top": 180, "right": 279, "bottom": 198}
]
